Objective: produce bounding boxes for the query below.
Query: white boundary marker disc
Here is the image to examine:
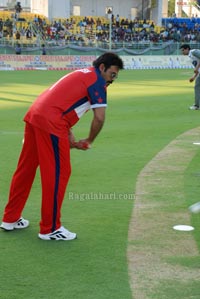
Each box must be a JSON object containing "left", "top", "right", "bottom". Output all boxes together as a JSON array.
[
  {"left": 173, "top": 225, "right": 194, "bottom": 231},
  {"left": 193, "top": 142, "right": 200, "bottom": 145}
]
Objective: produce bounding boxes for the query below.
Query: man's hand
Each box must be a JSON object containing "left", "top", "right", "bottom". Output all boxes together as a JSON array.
[
  {"left": 189, "top": 75, "right": 196, "bottom": 82},
  {"left": 73, "top": 139, "right": 91, "bottom": 150}
]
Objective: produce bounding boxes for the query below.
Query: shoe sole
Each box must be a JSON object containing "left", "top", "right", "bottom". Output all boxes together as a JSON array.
[
  {"left": 1, "top": 225, "right": 29, "bottom": 231},
  {"left": 0, "top": 219, "right": 29, "bottom": 231},
  {"left": 0, "top": 226, "right": 14, "bottom": 231},
  {"left": 38, "top": 233, "right": 77, "bottom": 241}
]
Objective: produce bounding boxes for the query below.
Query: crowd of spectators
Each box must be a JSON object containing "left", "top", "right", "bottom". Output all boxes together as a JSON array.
[{"left": 1, "top": 11, "right": 200, "bottom": 47}]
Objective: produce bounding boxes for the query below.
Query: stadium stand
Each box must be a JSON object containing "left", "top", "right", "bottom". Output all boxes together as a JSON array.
[
  {"left": 1, "top": 9, "right": 200, "bottom": 55},
  {"left": 0, "top": 10, "right": 159, "bottom": 43},
  {"left": 162, "top": 17, "right": 200, "bottom": 31}
]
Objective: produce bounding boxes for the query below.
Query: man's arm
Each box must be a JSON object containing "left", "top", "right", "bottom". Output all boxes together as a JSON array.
[
  {"left": 194, "top": 61, "right": 200, "bottom": 75},
  {"left": 68, "top": 129, "right": 76, "bottom": 148},
  {"left": 87, "top": 107, "right": 106, "bottom": 143},
  {"left": 189, "top": 72, "right": 198, "bottom": 82},
  {"left": 191, "top": 50, "right": 200, "bottom": 77},
  {"left": 190, "top": 62, "right": 200, "bottom": 82},
  {"left": 75, "top": 107, "right": 106, "bottom": 150}
]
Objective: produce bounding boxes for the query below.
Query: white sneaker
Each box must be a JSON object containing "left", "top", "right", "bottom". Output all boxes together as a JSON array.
[
  {"left": 38, "top": 226, "right": 77, "bottom": 241},
  {"left": 189, "top": 105, "right": 199, "bottom": 110},
  {"left": 0, "top": 217, "right": 29, "bottom": 231}
]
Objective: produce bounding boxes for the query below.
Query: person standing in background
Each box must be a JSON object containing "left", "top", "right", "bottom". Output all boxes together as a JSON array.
[
  {"left": 15, "top": 43, "right": 21, "bottom": 54},
  {"left": 180, "top": 44, "right": 200, "bottom": 110},
  {"left": 41, "top": 44, "right": 46, "bottom": 55}
]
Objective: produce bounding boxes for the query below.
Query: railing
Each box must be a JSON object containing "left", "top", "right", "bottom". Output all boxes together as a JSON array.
[{"left": 0, "top": 38, "right": 197, "bottom": 56}]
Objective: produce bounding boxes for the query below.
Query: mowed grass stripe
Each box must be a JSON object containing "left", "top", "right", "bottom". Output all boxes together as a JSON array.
[
  {"left": 0, "top": 69, "right": 200, "bottom": 299},
  {"left": 128, "top": 127, "right": 200, "bottom": 299}
]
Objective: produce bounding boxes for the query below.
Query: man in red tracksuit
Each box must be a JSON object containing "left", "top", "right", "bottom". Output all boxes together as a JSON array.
[{"left": 1, "top": 52, "right": 124, "bottom": 241}]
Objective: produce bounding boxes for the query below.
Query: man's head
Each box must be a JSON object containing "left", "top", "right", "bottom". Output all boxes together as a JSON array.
[
  {"left": 93, "top": 52, "right": 124, "bottom": 86},
  {"left": 180, "top": 44, "right": 191, "bottom": 55}
]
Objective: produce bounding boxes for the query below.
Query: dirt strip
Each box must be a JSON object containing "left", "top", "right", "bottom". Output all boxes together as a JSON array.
[{"left": 128, "top": 127, "right": 200, "bottom": 299}]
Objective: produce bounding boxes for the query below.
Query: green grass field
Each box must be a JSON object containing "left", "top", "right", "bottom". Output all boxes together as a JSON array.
[{"left": 0, "top": 69, "right": 200, "bottom": 299}]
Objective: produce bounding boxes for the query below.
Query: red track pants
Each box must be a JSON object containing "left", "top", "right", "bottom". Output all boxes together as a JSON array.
[{"left": 2, "top": 122, "right": 71, "bottom": 234}]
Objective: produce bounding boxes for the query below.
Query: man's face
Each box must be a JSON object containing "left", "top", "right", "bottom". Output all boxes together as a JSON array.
[
  {"left": 100, "top": 65, "right": 119, "bottom": 86},
  {"left": 181, "top": 48, "right": 189, "bottom": 55}
]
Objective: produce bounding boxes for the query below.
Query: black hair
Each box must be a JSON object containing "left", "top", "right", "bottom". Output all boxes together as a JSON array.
[
  {"left": 93, "top": 52, "right": 124, "bottom": 71},
  {"left": 180, "top": 44, "right": 191, "bottom": 50}
]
